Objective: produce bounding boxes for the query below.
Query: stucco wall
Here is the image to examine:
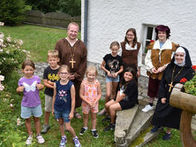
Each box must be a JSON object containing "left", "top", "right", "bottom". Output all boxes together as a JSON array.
[{"left": 81, "top": 0, "right": 196, "bottom": 66}]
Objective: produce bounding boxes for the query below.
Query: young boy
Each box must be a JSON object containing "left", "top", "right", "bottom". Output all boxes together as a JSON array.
[{"left": 41, "top": 50, "right": 60, "bottom": 134}]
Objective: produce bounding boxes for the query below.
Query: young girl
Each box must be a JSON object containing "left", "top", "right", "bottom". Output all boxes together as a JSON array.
[
  {"left": 52, "top": 65, "right": 81, "bottom": 147},
  {"left": 104, "top": 67, "right": 138, "bottom": 131},
  {"left": 99, "top": 41, "right": 123, "bottom": 116},
  {"left": 79, "top": 66, "right": 102, "bottom": 138},
  {"left": 16, "top": 60, "right": 45, "bottom": 145}
]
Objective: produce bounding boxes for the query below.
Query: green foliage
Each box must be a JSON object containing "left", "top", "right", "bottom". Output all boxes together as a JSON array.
[
  {"left": 25, "top": 0, "right": 81, "bottom": 16},
  {"left": 0, "top": 0, "right": 30, "bottom": 25},
  {"left": 184, "top": 74, "right": 196, "bottom": 96},
  {"left": 0, "top": 32, "right": 27, "bottom": 76}
]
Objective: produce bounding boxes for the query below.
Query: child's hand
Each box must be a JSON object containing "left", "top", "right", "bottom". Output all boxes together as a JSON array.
[
  {"left": 107, "top": 71, "right": 112, "bottom": 77},
  {"left": 161, "top": 98, "right": 166, "bottom": 104},
  {"left": 69, "top": 112, "right": 74, "bottom": 119},
  {"left": 17, "top": 86, "right": 24, "bottom": 92},
  {"left": 48, "top": 81, "right": 54, "bottom": 86},
  {"left": 113, "top": 73, "right": 118, "bottom": 78},
  {"left": 36, "top": 83, "right": 44, "bottom": 90}
]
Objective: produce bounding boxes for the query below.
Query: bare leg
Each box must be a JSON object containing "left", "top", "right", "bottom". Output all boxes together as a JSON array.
[
  {"left": 91, "top": 113, "right": 97, "bottom": 130},
  {"left": 105, "top": 99, "right": 115, "bottom": 115},
  {"left": 33, "top": 117, "right": 41, "bottom": 135},
  {"left": 109, "top": 103, "right": 122, "bottom": 124},
  {"left": 44, "top": 112, "right": 50, "bottom": 125},
  {"left": 25, "top": 118, "right": 32, "bottom": 136},
  {"left": 65, "top": 122, "right": 76, "bottom": 137},
  {"left": 58, "top": 118, "right": 65, "bottom": 136},
  {"left": 83, "top": 113, "right": 89, "bottom": 128},
  {"left": 111, "top": 82, "right": 118, "bottom": 99},
  {"left": 105, "top": 82, "right": 112, "bottom": 102}
]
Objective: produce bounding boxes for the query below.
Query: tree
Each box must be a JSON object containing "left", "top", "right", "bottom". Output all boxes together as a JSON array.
[{"left": 0, "top": 0, "right": 27, "bottom": 25}]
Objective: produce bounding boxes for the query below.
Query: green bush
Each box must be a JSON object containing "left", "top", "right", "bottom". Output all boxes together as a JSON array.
[
  {"left": 0, "top": 0, "right": 28, "bottom": 25},
  {"left": 0, "top": 32, "right": 27, "bottom": 76},
  {"left": 184, "top": 74, "right": 196, "bottom": 96}
]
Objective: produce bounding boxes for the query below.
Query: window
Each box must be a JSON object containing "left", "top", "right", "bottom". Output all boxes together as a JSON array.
[{"left": 142, "top": 24, "right": 156, "bottom": 53}]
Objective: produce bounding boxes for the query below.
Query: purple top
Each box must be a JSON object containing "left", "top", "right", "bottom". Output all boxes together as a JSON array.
[{"left": 18, "top": 75, "right": 41, "bottom": 107}]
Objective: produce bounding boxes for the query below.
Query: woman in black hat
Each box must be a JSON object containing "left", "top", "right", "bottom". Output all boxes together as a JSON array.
[{"left": 142, "top": 25, "right": 179, "bottom": 113}]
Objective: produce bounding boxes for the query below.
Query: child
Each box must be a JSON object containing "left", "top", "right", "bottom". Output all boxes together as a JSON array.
[
  {"left": 16, "top": 60, "right": 45, "bottom": 145},
  {"left": 79, "top": 66, "right": 102, "bottom": 138},
  {"left": 41, "top": 50, "right": 60, "bottom": 134},
  {"left": 104, "top": 67, "right": 138, "bottom": 131},
  {"left": 52, "top": 65, "right": 81, "bottom": 147},
  {"left": 99, "top": 41, "right": 123, "bottom": 116}
]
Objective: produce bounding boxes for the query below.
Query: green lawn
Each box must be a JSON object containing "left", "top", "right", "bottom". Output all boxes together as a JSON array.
[
  {"left": 0, "top": 24, "right": 69, "bottom": 62},
  {"left": 0, "top": 24, "right": 186, "bottom": 147}
]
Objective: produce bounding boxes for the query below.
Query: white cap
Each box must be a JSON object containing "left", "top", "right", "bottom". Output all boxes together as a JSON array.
[{"left": 176, "top": 47, "right": 185, "bottom": 54}]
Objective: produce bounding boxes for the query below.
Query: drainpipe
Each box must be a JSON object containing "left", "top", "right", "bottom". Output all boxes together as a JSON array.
[{"left": 84, "top": 0, "right": 88, "bottom": 46}]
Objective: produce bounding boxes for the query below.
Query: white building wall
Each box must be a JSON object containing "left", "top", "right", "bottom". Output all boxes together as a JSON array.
[{"left": 81, "top": 0, "right": 196, "bottom": 65}]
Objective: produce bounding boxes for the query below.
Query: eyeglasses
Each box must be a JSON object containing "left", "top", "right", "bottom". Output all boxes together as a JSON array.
[{"left": 60, "top": 72, "right": 68, "bottom": 75}]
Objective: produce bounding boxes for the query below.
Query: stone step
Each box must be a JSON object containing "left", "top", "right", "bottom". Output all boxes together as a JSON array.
[
  {"left": 115, "top": 105, "right": 139, "bottom": 147},
  {"left": 135, "top": 129, "right": 161, "bottom": 147},
  {"left": 126, "top": 105, "right": 154, "bottom": 145}
]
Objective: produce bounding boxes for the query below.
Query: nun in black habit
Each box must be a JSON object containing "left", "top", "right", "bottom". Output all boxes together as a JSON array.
[{"left": 150, "top": 46, "right": 194, "bottom": 140}]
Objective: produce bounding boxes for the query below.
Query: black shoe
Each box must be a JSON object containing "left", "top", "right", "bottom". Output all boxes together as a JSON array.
[
  {"left": 104, "top": 124, "right": 115, "bottom": 132},
  {"left": 162, "top": 132, "right": 171, "bottom": 140},
  {"left": 79, "top": 127, "right": 87, "bottom": 135},
  {"left": 41, "top": 125, "right": 50, "bottom": 134},
  {"left": 102, "top": 116, "right": 110, "bottom": 123},
  {"left": 91, "top": 130, "right": 99, "bottom": 138},
  {"left": 150, "top": 126, "right": 160, "bottom": 133}
]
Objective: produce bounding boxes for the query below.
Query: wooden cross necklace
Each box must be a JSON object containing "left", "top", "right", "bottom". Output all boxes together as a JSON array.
[
  {"left": 68, "top": 40, "right": 76, "bottom": 69},
  {"left": 168, "top": 65, "right": 184, "bottom": 92}
]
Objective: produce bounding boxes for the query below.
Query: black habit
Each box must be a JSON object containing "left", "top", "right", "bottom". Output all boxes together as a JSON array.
[{"left": 152, "top": 47, "right": 194, "bottom": 129}]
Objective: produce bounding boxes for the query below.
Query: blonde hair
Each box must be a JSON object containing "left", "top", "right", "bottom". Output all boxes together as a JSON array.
[
  {"left": 110, "top": 41, "right": 120, "bottom": 49},
  {"left": 48, "top": 50, "right": 59, "bottom": 58},
  {"left": 67, "top": 22, "right": 79, "bottom": 30},
  {"left": 86, "top": 65, "right": 98, "bottom": 76},
  {"left": 59, "top": 65, "right": 70, "bottom": 73}
]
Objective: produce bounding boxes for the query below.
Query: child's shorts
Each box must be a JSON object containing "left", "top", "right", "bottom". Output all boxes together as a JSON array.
[
  {"left": 45, "top": 94, "right": 53, "bottom": 112},
  {"left": 82, "top": 102, "right": 98, "bottom": 114},
  {"left": 21, "top": 104, "right": 42, "bottom": 119},
  {"left": 54, "top": 110, "right": 70, "bottom": 122},
  {"left": 106, "top": 75, "right": 119, "bottom": 83}
]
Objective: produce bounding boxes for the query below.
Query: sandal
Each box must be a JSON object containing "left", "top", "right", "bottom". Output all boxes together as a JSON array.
[{"left": 74, "top": 112, "right": 82, "bottom": 119}]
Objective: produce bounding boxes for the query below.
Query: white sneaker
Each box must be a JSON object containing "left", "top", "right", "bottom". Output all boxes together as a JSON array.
[
  {"left": 26, "top": 135, "right": 33, "bottom": 145},
  {"left": 142, "top": 104, "right": 153, "bottom": 112},
  {"left": 36, "top": 135, "right": 45, "bottom": 144}
]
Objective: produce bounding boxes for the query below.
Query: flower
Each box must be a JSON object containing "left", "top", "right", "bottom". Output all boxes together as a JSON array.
[
  {"left": 192, "top": 65, "right": 196, "bottom": 70},
  {"left": 150, "top": 40, "right": 154, "bottom": 43},
  {"left": 0, "top": 22, "right": 4, "bottom": 26},
  {"left": 180, "top": 77, "right": 187, "bottom": 83},
  {"left": 0, "top": 82, "right": 4, "bottom": 91},
  {"left": 0, "top": 75, "right": 4, "bottom": 81},
  {"left": 0, "top": 32, "right": 4, "bottom": 39}
]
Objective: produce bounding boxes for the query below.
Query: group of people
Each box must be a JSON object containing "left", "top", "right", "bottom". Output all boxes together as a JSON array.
[{"left": 16, "top": 21, "right": 194, "bottom": 147}]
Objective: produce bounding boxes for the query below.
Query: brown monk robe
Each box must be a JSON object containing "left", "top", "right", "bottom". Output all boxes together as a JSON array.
[{"left": 55, "top": 38, "right": 87, "bottom": 108}]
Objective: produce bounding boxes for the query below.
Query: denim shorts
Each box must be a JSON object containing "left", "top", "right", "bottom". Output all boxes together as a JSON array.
[
  {"left": 21, "top": 104, "right": 42, "bottom": 119},
  {"left": 106, "top": 75, "right": 119, "bottom": 83},
  {"left": 54, "top": 110, "right": 70, "bottom": 122}
]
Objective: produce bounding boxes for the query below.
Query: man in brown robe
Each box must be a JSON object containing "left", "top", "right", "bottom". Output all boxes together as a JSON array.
[{"left": 55, "top": 22, "right": 87, "bottom": 118}]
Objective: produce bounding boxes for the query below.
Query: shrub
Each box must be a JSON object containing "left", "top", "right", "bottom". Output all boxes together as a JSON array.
[
  {"left": 0, "top": 31, "right": 28, "bottom": 76},
  {"left": 184, "top": 74, "right": 196, "bottom": 96}
]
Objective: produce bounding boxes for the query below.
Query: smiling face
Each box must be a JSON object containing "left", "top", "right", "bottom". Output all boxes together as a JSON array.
[
  {"left": 175, "top": 52, "right": 185, "bottom": 65},
  {"left": 86, "top": 70, "right": 96, "bottom": 82},
  {"left": 48, "top": 56, "right": 59, "bottom": 69},
  {"left": 67, "top": 24, "right": 79, "bottom": 40},
  {"left": 158, "top": 31, "right": 167, "bottom": 42},
  {"left": 111, "top": 45, "right": 119, "bottom": 56},
  {"left": 123, "top": 71, "right": 133, "bottom": 82},
  {"left": 126, "top": 31, "right": 135, "bottom": 43},
  {"left": 23, "top": 65, "right": 35, "bottom": 79},
  {"left": 59, "top": 68, "right": 69, "bottom": 81}
]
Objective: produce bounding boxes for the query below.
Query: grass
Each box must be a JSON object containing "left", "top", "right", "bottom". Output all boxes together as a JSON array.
[
  {"left": 0, "top": 24, "right": 74, "bottom": 62},
  {"left": 0, "top": 24, "right": 190, "bottom": 147}
]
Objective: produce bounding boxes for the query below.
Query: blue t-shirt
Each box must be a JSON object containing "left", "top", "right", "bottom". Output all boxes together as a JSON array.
[{"left": 54, "top": 80, "right": 73, "bottom": 112}]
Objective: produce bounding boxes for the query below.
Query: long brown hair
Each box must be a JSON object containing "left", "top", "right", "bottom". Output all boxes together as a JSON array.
[{"left": 124, "top": 28, "right": 137, "bottom": 48}]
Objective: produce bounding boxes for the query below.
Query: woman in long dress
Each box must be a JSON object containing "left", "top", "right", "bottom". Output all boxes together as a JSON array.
[{"left": 150, "top": 46, "right": 194, "bottom": 140}]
